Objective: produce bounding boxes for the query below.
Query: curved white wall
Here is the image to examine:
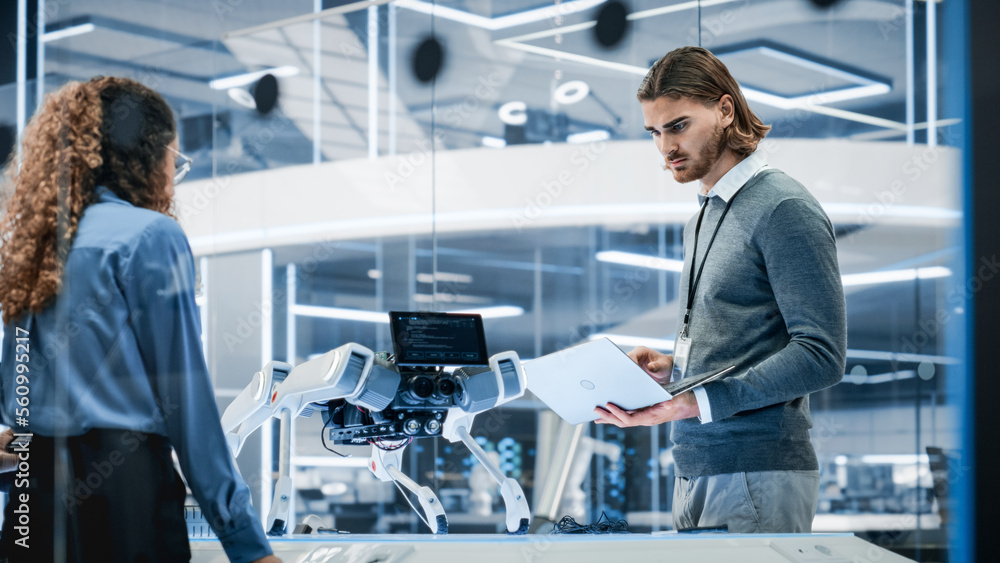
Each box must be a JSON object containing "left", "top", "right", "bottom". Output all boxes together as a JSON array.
[{"left": 175, "top": 138, "right": 960, "bottom": 257}]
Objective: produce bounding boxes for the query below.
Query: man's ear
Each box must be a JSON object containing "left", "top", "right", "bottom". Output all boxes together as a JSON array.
[{"left": 717, "top": 94, "right": 736, "bottom": 128}]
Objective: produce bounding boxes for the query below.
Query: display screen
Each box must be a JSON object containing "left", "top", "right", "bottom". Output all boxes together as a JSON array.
[{"left": 389, "top": 311, "right": 489, "bottom": 367}]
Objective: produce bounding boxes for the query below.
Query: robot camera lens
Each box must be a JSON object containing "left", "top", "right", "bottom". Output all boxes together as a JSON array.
[
  {"left": 437, "top": 377, "right": 456, "bottom": 396},
  {"left": 411, "top": 376, "right": 434, "bottom": 398}
]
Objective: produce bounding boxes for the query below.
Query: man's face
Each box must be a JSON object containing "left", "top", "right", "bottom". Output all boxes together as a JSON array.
[{"left": 641, "top": 95, "right": 733, "bottom": 185}]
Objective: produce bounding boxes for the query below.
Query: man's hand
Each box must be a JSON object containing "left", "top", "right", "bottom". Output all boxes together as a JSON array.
[
  {"left": 0, "top": 428, "right": 18, "bottom": 473},
  {"left": 593, "top": 391, "right": 700, "bottom": 427},
  {"left": 251, "top": 556, "right": 282, "bottom": 563},
  {"left": 627, "top": 346, "right": 674, "bottom": 384}
]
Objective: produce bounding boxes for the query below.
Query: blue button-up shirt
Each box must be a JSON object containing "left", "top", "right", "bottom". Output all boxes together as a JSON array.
[{"left": 1, "top": 187, "right": 271, "bottom": 563}]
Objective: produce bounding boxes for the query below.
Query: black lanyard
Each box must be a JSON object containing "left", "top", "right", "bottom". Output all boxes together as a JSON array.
[{"left": 681, "top": 186, "right": 746, "bottom": 337}]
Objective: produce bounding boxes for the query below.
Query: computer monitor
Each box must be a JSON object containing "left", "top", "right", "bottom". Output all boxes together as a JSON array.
[{"left": 388, "top": 311, "right": 489, "bottom": 367}]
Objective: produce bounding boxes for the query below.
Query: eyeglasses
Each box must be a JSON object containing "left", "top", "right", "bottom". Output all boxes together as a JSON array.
[{"left": 166, "top": 145, "right": 193, "bottom": 185}]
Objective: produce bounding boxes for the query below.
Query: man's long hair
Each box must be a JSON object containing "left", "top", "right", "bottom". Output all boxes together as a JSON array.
[
  {"left": 638, "top": 46, "right": 770, "bottom": 156},
  {"left": 0, "top": 76, "right": 176, "bottom": 324}
]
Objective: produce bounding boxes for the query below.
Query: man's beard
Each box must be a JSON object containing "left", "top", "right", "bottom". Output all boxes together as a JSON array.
[{"left": 669, "top": 124, "right": 727, "bottom": 184}]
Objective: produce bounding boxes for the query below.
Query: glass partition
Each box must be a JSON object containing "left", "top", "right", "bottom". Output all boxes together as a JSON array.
[{"left": 2, "top": 0, "right": 966, "bottom": 560}]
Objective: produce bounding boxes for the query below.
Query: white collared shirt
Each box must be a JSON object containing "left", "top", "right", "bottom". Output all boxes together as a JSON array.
[
  {"left": 691, "top": 150, "right": 768, "bottom": 424},
  {"left": 700, "top": 149, "right": 769, "bottom": 203}
]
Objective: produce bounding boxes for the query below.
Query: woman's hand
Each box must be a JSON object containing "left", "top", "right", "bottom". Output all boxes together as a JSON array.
[{"left": 0, "top": 428, "right": 19, "bottom": 472}]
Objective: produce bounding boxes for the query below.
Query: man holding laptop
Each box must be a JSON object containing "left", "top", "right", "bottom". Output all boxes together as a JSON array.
[{"left": 593, "top": 47, "right": 847, "bottom": 534}]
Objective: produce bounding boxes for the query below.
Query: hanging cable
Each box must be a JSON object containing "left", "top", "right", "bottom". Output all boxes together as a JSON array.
[{"left": 320, "top": 405, "right": 350, "bottom": 457}]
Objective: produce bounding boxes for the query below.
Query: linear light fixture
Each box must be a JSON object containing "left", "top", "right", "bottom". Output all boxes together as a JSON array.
[
  {"left": 416, "top": 272, "right": 474, "bottom": 284},
  {"left": 482, "top": 136, "right": 507, "bottom": 148},
  {"left": 209, "top": 66, "right": 300, "bottom": 90},
  {"left": 588, "top": 333, "right": 675, "bottom": 352},
  {"left": 834, "top": 454, "right": 931, "bottom": 465},
  {"left": 290, "top": 303, "right": 523, "bottom": 322},
  {"left": 716, "top": 44, "right": 893, "bottom": 109},
  {"left": 566, "top": 130, "right": 610, "bottom": 144},
  {"left": 449, "top": 305, "right": 525, "bottom": 319},
  {"left": 290, "top": 304, "right": 389, "bottom": 323},
  {"left": 859, "top": 454, "right": 930, "bottom": 465},
  {"left": 850, "top": 118, "right": 962, "bottom": 141},
  {"left": 291, "top": 455, "right": 370, "bottom": 468},
  {"left": 42, "top": 22, "right": 96, "bottom": 42},
  {"left": 395, "top": 0, "right": 607, "bottom": 31},
  {"left": 856, "top": 370, "right": 917, "bottom": 385},
  {"left": 820, "top": 203, "right": 961, "bottom": 221},
  {"left": 841, "top": 266, "right": 951, "bottom": 287},
  {"left": 846, "top": 348, "right": 958, "bottom": 365},
  {"left": 370, "top": 271, "right": 476, "bottom": 284},
  {"left": 740, "top": 84, "right": 891, "bottom": 112},
  {"left": 599, "top": 251, "right": 952, "bottom": 287},
  {"left": 596, "top": 250, "right": 684, "bottom": 272},
  {"left": 413, "top": 293, "right": 490, "bottom": 304}
]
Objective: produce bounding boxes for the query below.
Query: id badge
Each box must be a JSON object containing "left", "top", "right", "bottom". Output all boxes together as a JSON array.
[{"left": 672, "top": 335, "right": 692, "bottom": 381}]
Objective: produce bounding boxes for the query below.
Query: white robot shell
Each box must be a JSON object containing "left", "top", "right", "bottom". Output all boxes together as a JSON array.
[
  {"left": 268, "top": 343, "right": 375, "bottom": 416},
  {"left": 452, "top": 350, "right": 526, "bottom": 415}
]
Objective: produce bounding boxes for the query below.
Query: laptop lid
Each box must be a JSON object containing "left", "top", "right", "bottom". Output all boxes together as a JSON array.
[{"left": 524, "top": 338, "right": 733, "bottom": 425}]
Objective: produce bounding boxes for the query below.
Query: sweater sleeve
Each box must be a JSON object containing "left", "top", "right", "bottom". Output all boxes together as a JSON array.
[
  {"left": 702, "top": 198, "right": 847, "bottom": 421},
  {"left": 123, "top": 217, "right": 273, "bottom": 563}
]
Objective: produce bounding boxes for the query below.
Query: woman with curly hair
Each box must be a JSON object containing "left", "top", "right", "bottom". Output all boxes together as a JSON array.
[{"left": 0, "top": 77, "right": 280, "bottom": 563}]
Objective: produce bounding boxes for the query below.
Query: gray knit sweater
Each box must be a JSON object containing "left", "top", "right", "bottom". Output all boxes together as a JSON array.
[{"left": 672, "top": 168, "right": 847, "bottom": 478}]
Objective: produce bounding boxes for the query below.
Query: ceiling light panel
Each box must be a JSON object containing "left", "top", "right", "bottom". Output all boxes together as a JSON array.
[
  {"left": 720, "top": 49, "right": 858, "bottom": 97},
  {"left": 395, "top": 0, "right": 609, "bottom": 31},
  {"left": 715, "top": 44, "right": 892, "bottom": 105},
  {"left": 42, "top": 23, "right": 96, "bottom": 42}
]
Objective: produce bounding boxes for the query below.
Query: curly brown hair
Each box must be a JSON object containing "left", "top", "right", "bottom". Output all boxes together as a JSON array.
[
  {"left": 0, "top": 76, "right": 176, "bottom": 324},
  {"left": 638, "top": 46, "right": 770, "bottom": 157}
]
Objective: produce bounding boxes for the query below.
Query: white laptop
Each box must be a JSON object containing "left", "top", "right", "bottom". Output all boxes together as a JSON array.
[{"left": 524, "top": 338, "right": 735, "bottom": 425}]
